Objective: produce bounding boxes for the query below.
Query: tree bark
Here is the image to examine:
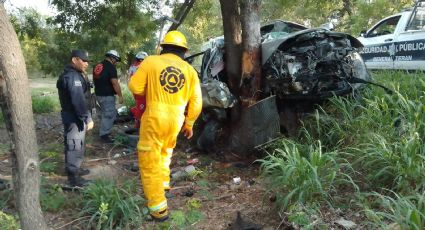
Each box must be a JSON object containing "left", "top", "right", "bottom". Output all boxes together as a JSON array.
[
  {"left": 219, "top": 0, "right": 242, "bottom": 96},
  {"left": 0, "top": 4, "right": 49, "bottom": 230},
  {"left": 240, "top": 0, "right": 262, "bottom": 106}
]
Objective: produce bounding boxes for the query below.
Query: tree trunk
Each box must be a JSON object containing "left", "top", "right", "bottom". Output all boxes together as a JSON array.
[
  {"left": 219, "top": 0, "right": 242, "bottom": 96},
  {"left": 168, "top": 0, "right": 196, "bottom": 32},
  {"left": 240, "top": 0, "right": 262, "bottom": 106},
  {"left": 0, "top": 4, "right": 48, "bottom": 230}
]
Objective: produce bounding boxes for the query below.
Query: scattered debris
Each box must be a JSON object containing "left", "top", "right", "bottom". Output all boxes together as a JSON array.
[
  {"left": 107, "top": 160, "right": 117, "bottom": 165},
  {"left": 171, "top": 165, "right": 197, "bottom": 180},
  {"left": 186, "top": 158, "right": 199, "bottom": 165},
  {"left": 335, "top": 218, "right": 357, "bottom": 229},
  {"left": 233, "top": 177, "right": 241, "bottom": 184}
]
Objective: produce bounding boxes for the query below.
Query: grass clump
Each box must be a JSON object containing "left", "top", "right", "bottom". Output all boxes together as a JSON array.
[
  {"left": 0, "top": 211, "right": 19, "bottom": 230},
  {"left": 169, "top": 198, "right": 204, "bottom": 230},
  {"left": 80, "top": 179, "right": 146, "bottom": 229},
  {"left": 364, "top": 192, "right": 425, "bottom": 230},
  {"left": 260, "top": 71, "right": 425, "bottom": 226},
  {"left": 31, "top": 95, "right": 59, "bottom": 114},
  {"left": 258, "top": 139, "right": 355, "bottom": 210},
  {"left": 40, "top": 184, "right": 66, "bottom": 212}
]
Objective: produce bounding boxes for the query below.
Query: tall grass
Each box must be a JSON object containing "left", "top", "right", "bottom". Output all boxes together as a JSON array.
[
  {"left": 80, "top": 179, "right": 146, "bottom": 229},
  {"left": 260, "top": 71, "right": 425, "bottom": 224},
  {"left": 31, "top": 95, "right": 59, "bottom": 114},
  {"left": 366, "top": 192, "right": 425, "bottom": 230},
  {"left": 258, "top": 139, "right": 356, "bottom": 210}
]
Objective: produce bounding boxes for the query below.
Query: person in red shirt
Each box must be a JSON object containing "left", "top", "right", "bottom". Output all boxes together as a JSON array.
[{"left": 128, "top": 51, "right": 148, "bottom": 128}]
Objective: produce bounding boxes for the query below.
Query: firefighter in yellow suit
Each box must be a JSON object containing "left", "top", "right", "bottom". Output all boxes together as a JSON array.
[{"left": 128, "top": 30, "right": 202, "bottom": 221}]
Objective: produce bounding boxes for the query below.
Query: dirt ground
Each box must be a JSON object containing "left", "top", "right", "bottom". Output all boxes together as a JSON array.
[
  {"left": 0, "top": 86, "right": 285, "bottom": 230},
  {"left": 0, "top": 111, "right": 284, "bottom": 230}
]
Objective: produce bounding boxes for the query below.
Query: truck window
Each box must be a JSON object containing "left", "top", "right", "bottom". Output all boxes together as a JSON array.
[
  {"left": 406, "top": 8, "right": 425, "bottom": 31},
  {"left": 367, "top": 15, "right": 401, "bottom": 37}
]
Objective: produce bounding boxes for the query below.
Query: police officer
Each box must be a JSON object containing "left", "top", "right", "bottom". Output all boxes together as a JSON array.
[
  {"left": 93, "top": 50, "right": 124, "bottom": 143},
  {"left": 128, "top": 31, "right": 202, "bottom": 221},
  {"left": 57, "top": 50, "right": 94, "bottom": 187}
]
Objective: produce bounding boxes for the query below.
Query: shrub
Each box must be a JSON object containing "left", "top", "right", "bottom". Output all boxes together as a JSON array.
[
  {"left": 0, "top": 211, "right": 19, "bottom": 230},
  {"left": 122, "top": 87, "right": 135, "bottom": 109},
  {"left": 80, "top": 179, "right": 146, "bottom": 229},
  {"left": 365, "top": 192, "right": 425, "bottom": 230},
  {"left": 40, "top": 184, "right": 66, "bottom": 212},
  {"left": 258, "top": 139, "right": 355, "bottom": 210},
  {"left": 31, "top": 95, "right": 58, "bottom": 114}
]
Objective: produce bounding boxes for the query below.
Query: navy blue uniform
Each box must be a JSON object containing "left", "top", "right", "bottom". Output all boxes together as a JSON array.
[{"left": 57, "top": 65, "right": 92, "bottom": 177}]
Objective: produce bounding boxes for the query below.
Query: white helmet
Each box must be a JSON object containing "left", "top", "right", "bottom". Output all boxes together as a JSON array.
[
  {"left": 135, "top": 51, "right": 148, "bottom": 60},
  {"left": 105, "top": 50, "right": 121, "bottom": 62}
]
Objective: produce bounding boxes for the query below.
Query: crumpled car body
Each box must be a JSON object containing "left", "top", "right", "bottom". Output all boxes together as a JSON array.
[
  {"left": 200, "top": 20, "right": 370, "bottom": 106},
  {"left": 195, "top": 20, "right": 371, "bottom": 152}
]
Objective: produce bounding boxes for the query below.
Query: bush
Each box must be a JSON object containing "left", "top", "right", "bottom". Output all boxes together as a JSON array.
[
  {"left": 258, "top": 139, "right": 355, "bottom": 210},
  {"left": 80, "top": 179, "right": 146, "bottom": 229},
  {"left": 365, "top": 192, "right": 425, "bottom": 230},
  {"left": 260, "top": 71, "right": 424, "bottom": 226},
  {"left": 0, "top": 211, "right": 19, "bottom": 230},
  {"left": 40, "top": 184, "right": 66, "bottom": 212},
  {"left": 31, "top": 95, "right": 58, "bottom": 114}
]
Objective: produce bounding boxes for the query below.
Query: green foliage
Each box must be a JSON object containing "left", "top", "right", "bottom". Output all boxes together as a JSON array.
[
  {"left": 286, "top": 204, "right": 327, "bottom": 229},
  {"left": 0, "top": 189, "right": 13, "bottom": 211},
  {"left": 262, "top": 71, "right": 425, "bottom": 226},
  {"left": 9, "top": 8, "right": 49, "bottom": 75},
  {"left": 80, "top": 179, "right": 146, "bottom": 229},
  {"left": 258, "top": 139, "right": 354, "bottom": 210},
  {"left": 181, "top": 0, "right": 223, "bottom": 52},
  {"left": 170, "top": 199, "right": 204, "bottom": 230},
  {"left": 122, "top": 86, "right": 135, "bottom": 109},
  {"left": 0, "top": 144, "right": 8, "bottom": 156},
  {"left": 40, "top": 162, "right": 58, "bottom": 174},
  {"left": 262, "top": 0, "right": 413, "bottom": 34},
  {"left": 40, "top": 184, "right": 66, "bottom": 212},
  {"left": 0, "top": 211, "right": 19, "bottom": 230},
  {"left": 50, "top": 0, "right": 158, "bottom": 73},
  {"left": 31, "top": 95, "right": 59, "bottom": 114},
  {"left": 365, "top": 192, "right": 425, "bottom": 230}
]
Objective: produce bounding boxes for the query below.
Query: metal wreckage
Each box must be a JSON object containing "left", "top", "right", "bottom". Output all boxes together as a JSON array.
[{"left": 190, "top": 20, "right": 391, "bottom": 154}]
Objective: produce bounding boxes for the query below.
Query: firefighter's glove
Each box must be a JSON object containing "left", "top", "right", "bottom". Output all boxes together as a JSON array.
[
  {"left": 87, "top": 121, "right": 94, "bottom": 131},
  {"left": 76, "top": 120, "right": 85, "bottom": 132},
  {"left": 181, "top": 124, "right": 193, "bottom": 139}
]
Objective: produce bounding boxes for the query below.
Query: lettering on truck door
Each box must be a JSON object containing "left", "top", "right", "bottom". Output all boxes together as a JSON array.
[{"left": 394, "top": 4, "right": 425, "bottom": 70}]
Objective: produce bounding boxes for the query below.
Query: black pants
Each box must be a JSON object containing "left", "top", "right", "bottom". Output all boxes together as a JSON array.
[{"left": 63, "top": 122, "right": 86, "bottom": 175}]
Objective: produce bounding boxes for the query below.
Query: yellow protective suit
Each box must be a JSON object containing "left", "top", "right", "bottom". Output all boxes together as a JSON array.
[{"left": 128, "top": 53, "right": 202, "bottom": 218}]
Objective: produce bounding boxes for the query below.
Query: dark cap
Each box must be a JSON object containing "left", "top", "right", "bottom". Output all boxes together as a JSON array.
[{"left": 71, "top": 49, "right": 90, "bottom": 62}]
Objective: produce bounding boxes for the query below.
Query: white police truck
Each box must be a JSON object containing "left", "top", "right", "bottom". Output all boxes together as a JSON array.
[{"left": 357, "top": 0, "right": 425, "bottom": 70}]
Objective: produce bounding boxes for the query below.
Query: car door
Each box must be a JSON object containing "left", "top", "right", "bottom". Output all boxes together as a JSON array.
[
  {"left": 394, "top": 5, "right": 425, "bottom": 70},
  {"left": 357, "top": 14, "right": 402, "bottom": 69}
]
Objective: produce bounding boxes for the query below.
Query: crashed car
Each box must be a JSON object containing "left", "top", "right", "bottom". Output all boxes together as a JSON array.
[{"left": 194, "top": 20, "right": 372, "bottom": 153}]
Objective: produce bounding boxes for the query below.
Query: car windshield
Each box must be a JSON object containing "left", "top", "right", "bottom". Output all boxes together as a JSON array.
[{"left": 261, "top": 21, "right": 308, "bottom": 42}]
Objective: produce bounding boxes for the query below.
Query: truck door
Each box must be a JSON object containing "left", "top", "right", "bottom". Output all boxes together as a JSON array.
[
  {"left": 358, "top": 15, "right": 401, "bottom": 69},
  {"left": 394, "top": 3, "right": 425, "bottom": 70}
]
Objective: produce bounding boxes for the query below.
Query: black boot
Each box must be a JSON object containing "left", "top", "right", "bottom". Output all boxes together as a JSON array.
[
  {"left": 79, "top": 168, "right": 90, "bottom": 176},
  {"left": 68, "top": 173, "right": 91, "bottom": 187},
  {"left": 100, "top": 134, "right": 114, "bottom": 144}
]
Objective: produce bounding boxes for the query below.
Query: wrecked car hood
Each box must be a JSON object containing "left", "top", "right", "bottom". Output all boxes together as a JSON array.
[{"left": 262, "top": 28, "right": 364, "bottom": 65}]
